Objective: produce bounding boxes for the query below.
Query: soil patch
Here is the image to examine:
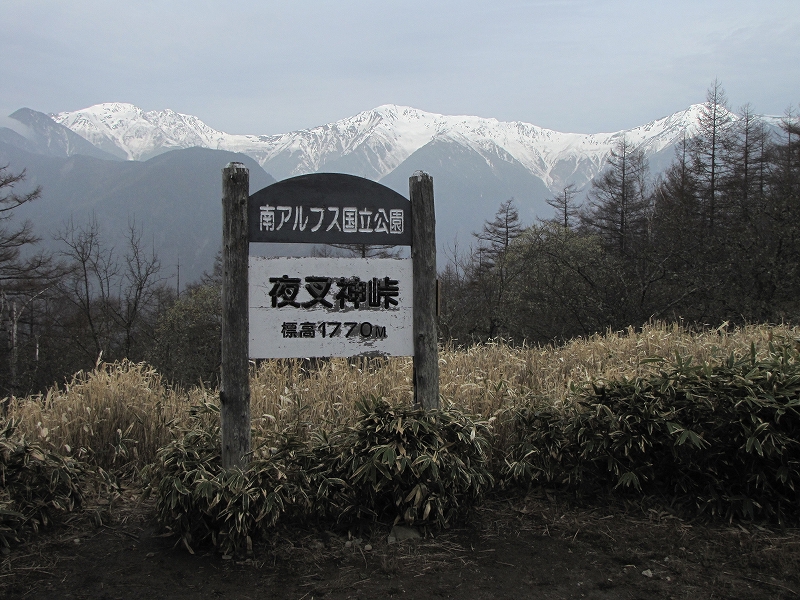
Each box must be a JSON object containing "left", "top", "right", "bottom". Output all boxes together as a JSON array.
[{"left": 2, "top": 490, "right": 799, "bottom": 600}]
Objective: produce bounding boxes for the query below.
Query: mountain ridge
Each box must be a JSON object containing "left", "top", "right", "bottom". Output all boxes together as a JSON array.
[
  {"left": 1, "top": 108, "right": 121, "bottom": 161},
  {"left": 4, "top": 101, "right": 785, "bottom": 281},
  {"left": 51, "top": 102, "right": 724, "bottom": 193},
  {"left": 0, "top": 141, "right": 276, "bottom": 285}
]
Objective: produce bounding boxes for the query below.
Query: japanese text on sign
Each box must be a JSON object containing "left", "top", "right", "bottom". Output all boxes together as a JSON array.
[
  {"left": 279, "top": 321, "right": 387, "bottom": 339},
  {"left": 259, "top": 205, "right": 404, "bottom": 236},
  {"left": 267, "top": 275, "right": 399, "bottom": 309},
  {"left": 247, "top": 173, "right": 412, "bottom": 246},
  {"left": 249, "top": 257, "right": 413, "bottom": 359}
]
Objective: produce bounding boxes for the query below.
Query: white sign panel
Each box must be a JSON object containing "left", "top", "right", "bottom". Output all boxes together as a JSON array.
[{"left": 249, "top": 256, "right": 414, "bottom": 358}]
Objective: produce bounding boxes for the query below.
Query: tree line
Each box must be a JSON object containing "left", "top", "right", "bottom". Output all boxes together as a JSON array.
[
  {"left": 1, "top": 81, "right": 798, "bottom": 397},
  {"left": 440, "top": 82, "right": 800, "bottom": 344},
  {"left": 0, "top": 174, "right": 224, "bottom": 400}
]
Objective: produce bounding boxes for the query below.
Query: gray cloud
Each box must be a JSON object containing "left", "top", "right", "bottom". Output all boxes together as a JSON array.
[{"left": 1, "top": 0, "right": 798, "bottom": 135}]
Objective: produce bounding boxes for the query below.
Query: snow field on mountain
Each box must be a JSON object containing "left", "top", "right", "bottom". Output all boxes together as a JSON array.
[{"left": 52, "top": 101, "right": 739, "bottom": 191}]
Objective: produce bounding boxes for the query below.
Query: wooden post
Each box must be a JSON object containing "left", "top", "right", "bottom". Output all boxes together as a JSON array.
[
  {"left": 409, "top": 171, "right": 440, "bottom": 410},
  {"left": 221, "top": 162, "right": 251, "bottom": 469}
]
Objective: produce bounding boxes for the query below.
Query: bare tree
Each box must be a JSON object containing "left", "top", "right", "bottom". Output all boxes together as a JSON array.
[
  {"left": 318, "top": 243, "right": 402, "bottom": 258},
  {"left": 581, "top": 137, "right": 651, "bottom": 255},
  {"left": 56, "top": 217, "right": 118, "bottom": 361},
  {"left": 690, "top": 79, "right": 734, "bottom": 229},
  {"left": 545, "top": 184, "right": 580, "bottom": 229},
  {"left": 55, "top": 217, "right": 163, "bottom": 363},
  {"left": 110, "top": 222, "right": 164, "bottom": 356},
  {"left": 0, "top": 166, "right": 59, "bottom": 405}
]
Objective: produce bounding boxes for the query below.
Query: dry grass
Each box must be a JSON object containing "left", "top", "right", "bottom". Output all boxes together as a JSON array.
[
  {"left": 251, "top": 321, "right": 797, "bottom": 428},
  {"left": 249, "top": 356, "right": 414, "bottom": 434},
  {"left": 440, "top": 321, "right": 796, "bottom": 415},
  {"left": 5, "top": 361, "right": 205, "bottom": 472},
  {"left": 4, "top": 321, "right": 797, "bottom": 472}
]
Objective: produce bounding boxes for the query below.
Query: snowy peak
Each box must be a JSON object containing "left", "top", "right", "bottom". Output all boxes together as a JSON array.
[
  {"left": 250, "top": 102, "right": 713, "bottom": 189},
  {"left": 50, "top": 101, "right": 732, "bottom": 192},
  {"left": 3, "top": 107, "right": 120, "bottom": 160},
  {"left": 52, "top": 102, "right": 233, "bottom": 160}
]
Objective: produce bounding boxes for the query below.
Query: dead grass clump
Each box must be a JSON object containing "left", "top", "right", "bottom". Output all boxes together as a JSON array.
[
  {"left": 249, "top": 357, "right": 414, "bottom": 435},
  {"left": 440, "top": 321, "right": 797, "bottom": 417},
  {"left": 6, "top": 360, "right": 210, "bottom": 473},
  {"left": 3, "top": 322, "right": 796, "bottom": 472}
]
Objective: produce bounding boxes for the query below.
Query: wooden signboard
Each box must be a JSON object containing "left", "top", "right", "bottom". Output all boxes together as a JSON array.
[{"left": 221, "top": 168, "right": 438, "bottom": 468}]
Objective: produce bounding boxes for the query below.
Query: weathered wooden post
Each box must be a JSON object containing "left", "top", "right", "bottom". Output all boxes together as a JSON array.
[
  {"left": 409, "top": 171, "right": 440, "bottom": 410},
  {"left": 221, "top": 162, "right": 251, "bottom": 469}
]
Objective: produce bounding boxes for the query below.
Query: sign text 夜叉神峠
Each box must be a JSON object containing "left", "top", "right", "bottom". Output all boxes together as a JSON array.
[{"left": 249, "top": 257, "right": 413, "bottom": 358}]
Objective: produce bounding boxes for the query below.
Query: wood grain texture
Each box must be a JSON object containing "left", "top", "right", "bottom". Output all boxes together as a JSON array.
[
  {"left": 221, "top": 162, "right": 251, "bottom": 468},
  {"left": 409, "top": 171, "right": 440, "bottom": 410}
]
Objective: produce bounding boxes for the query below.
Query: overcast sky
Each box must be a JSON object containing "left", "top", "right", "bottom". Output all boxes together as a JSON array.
[{"left": 2, "top": 0, "right": 799, "bottom": 136}]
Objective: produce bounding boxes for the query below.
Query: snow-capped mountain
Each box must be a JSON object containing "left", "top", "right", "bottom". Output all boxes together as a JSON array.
[
  {"left": 2, "top": 108, "right": 120, "bottom": 161},
  {"left": 48, "top": 101, "right": 738, "bottom": 261},
  {"left": 52, "top": 103, "right": 233, "bottom": 161},
  {"left": 4, "top": 101, "right": 776, "bottom": 282},
  {"left": 52, "top": 102, "right": 707, "bottom": 193}
]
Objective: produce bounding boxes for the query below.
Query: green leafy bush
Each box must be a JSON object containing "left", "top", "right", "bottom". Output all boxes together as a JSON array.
[
  {"left": 500, "top": 404, "right": 573, "bottom": 487},
  {"left": 0, "top": 419, "right": 85, "bottom": 551},
  {"left": 504, "top": 344, "right": 800, "bottom": 523},
  {"left": 145, "top": 399, "right": 494, "bottom": 555},
  {"left": 144, "top": 403, "right": 342, "bottom": 555},
  {"left": 327, "top": 398, "right": 494, "bottom": 527}
]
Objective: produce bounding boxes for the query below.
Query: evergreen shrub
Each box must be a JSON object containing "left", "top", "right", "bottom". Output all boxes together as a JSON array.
[
  {"left": 504, "top": 344, "right": 800, "bottom": 523},
  {"left": 327, "top": 398, "right": 493, "bottom": 527},
  {"left": 145, "top": 399, "right": 493, "bottom": 555},
  {"left": 143, "top": 403, "right": 321, "bottom": 555},
  {"left": 0, "top": 419, "right": 85, "bottom": 551}
]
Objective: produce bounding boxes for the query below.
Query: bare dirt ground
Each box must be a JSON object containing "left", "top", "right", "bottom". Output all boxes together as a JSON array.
[{"left": 2, "top": 489, "right": 799, "bottom": 600}]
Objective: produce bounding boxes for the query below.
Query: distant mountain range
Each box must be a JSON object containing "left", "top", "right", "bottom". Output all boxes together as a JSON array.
[
  {"left": 0, "top": 112, "right": 275, "bottom": 284},
  {"left": 0, "top": 102, "right": 779, "bottom": 284},
  {"left": 52, "top": 102, "right": 707, "bottom": 188}
]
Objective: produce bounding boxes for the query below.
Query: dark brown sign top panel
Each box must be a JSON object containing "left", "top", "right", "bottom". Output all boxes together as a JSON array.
[{"left": 248, "top": 173, "right": 412, "bottom": 246}]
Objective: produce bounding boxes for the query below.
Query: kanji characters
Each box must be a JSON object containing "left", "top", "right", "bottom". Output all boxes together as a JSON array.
[
  {"left": 280, "top": 321, "right": 387, "bottom": 339},
  {"left": 268, "top": 274, "right": 402, "bottom": 310},
  {"left": 335, "top": 276, "right": 368, "bottom": 308},
  {"left": 268, "top": 275, "right": 301, "bottom": 307},
  {"left": 258, "top": 205, "right": 407, "bottom": 235},
  {"left": 369, "top": 277, "right": 400, "bottom": 308},
  {"left": 302, "top": 277, "right": 334, "bottom": 309}
]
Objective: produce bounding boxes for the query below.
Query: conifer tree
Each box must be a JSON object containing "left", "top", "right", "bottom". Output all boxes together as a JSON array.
[
  {"left": 0, "top": 166, "right": 58, "bottom": 403},
  {"left": 581, "top": 137, "right": 650, "bottom": 255},
  {"left": 690, "top": 79, "right": 734, "bottom": 229},
  {"left": 724, "top": 103, "right": 770, "bottom": 220},
  {"left": 470, "top": 198, "right": 523, "bottom": 338},
  {"left": 0, "top": 166, "right": 46, "bottom": 285},
  {"left": 546, "top": 184, "right": 580, "bottom": 229}
]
